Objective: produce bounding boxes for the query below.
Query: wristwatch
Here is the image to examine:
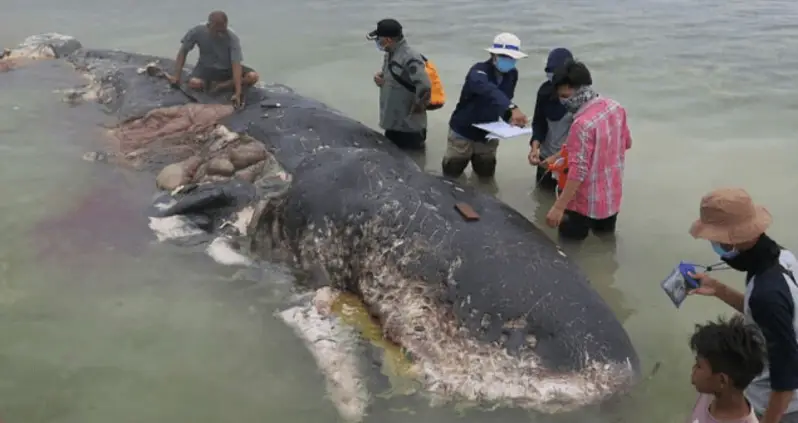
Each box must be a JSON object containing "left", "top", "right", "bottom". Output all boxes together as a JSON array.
[{"left": 508, "top": 103, "right": 518, "bottom": 111}]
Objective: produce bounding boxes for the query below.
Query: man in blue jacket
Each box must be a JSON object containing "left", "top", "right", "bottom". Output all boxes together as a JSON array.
[
  {"left": 528, "top": 47, "right": 574, "bottom": 192},
  {"left": 442, "top": 33, "right": 529, "bottom": 178}
]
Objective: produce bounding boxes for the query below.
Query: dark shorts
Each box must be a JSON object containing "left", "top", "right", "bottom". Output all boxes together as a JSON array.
[
  {"left": 189, "top": 64, "right": 255, "bottom": 84},
  {"left": 385, "top": 129, "right": 427, "bottom": 151},
  {"left": 559, "top": 210, "right": 618, "bottom": 241}
]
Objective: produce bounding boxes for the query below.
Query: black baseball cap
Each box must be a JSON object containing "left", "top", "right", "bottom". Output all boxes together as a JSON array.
[{"left": 367, "top": 19, "right": 403, "bottom": 39}]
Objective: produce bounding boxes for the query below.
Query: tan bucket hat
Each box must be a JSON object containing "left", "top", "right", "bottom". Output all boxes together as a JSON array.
[{"left": 689, "top": 187, "right": 772, "bottom": 244}]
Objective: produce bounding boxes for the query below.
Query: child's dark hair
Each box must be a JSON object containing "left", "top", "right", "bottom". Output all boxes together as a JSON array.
[
  {"left": 689, "top": 315, "right": 767, "bottom": 390},
  {"left": 551, "top": 59, "right": 593, "bottom": 89}
]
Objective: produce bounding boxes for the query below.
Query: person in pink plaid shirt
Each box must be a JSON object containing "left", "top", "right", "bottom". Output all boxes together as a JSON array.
[{"left": 543, "top": 59, "right": 632, "bottom": 241}]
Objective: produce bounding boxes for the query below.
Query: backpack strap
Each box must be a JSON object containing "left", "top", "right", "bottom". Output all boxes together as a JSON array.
[
  {"left": 387, "top": 58, "right": 425, "bottom": 93},
  {"left": 749, "top": 263, "right": 798, "bottom": 288},
  {"left": 780, "top": 264, "right": 797, "bottom": 287}
]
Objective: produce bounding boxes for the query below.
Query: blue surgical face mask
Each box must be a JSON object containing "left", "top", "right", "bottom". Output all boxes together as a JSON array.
[
  {"left": 495, "top": 56, "right": 517, "bottom": 73},
  {"left": 711, "top": 241, "right": 740, "bottom": 259},
  {"left": 546, "top": 72, "right": 553, "bottom": 81}
]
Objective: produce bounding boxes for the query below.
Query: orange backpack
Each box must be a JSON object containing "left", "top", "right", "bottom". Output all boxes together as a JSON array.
[
  {"left": 548, "top": 147, "right": 569, "bottom": 192},
  {"left": 388, "top": 55, "right": 446, "bottom": 111}
]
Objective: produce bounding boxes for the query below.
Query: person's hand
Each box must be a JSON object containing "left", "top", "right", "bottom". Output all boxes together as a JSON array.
[
  {"left": 166, "top": 74, "right": 180, "bottom": 86},
  {"left": 545, "top": 204, "right": 565, "bottom": 228},
  {"left": 542, "top": 155, "right": 558, "bottom": 169},
  {"left": 510, "top": 108, "right": 528, "bottom": 127},
  {"left": 687, "top": 272, "right": 722, "bottom": 297},
  {"left": 231, "top": 92, "right": 242, "bottom": 108},
  {"left": 528, "top": 145, "right": 541, "bottom": 166},
  {"left": 374, "top": 71, "right": 384, "bottom": 87}
]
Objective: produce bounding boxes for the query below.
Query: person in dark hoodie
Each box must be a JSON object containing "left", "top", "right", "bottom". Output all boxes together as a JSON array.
[
  {"left": 528, "top": 47, "right": 574, "bottom": 191},
  {"left": 443, "top": 33, "right": 529, "bottom": 179}
]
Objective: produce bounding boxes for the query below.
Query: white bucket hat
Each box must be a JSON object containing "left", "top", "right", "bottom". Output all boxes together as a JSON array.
[{"left": 485, "top": 33, "right": 528, "bottom": 59}]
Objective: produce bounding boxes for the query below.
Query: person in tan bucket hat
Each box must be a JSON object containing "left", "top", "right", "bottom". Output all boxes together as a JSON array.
[
  {"left": 689, "top": 187, "right": 772, "bottom": 248},
  {"left": 688, "top": 187, "right": 798, "bottom": 423}
]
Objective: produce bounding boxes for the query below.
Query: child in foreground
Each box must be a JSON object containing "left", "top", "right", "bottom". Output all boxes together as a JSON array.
[{"left": 689, "top": 315, "right": 766, "bottom": 423}]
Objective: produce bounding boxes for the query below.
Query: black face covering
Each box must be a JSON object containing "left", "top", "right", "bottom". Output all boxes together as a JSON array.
[{"left": 722, "top": 234, "right": 781, "bottom": 277}]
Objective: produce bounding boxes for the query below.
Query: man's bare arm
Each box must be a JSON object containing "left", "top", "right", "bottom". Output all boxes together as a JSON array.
[
  {"left": 229, "top": 34, "right": 244, "bottom": 97},
  {"left": 173, "top": 51, "right": 187, "bottom": 82},
  {"left": 232, "top": 62, "right": 242, "bottom": 96},
  {"left": 715, "top": 283, "right": 745, "bottom": 313},
  {"left": 761, "top": 391, "right": 794, "bottom": 423},
  {"left": 173, "top": 27, "right": 197, "bottom": 82}
]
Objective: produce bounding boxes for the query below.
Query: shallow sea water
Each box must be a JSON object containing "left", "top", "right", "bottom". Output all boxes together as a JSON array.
[{"left": 2, "top": 0, "right": 798, "bottom": 421}]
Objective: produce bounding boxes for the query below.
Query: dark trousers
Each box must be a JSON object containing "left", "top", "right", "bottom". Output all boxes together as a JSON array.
[
  {"left": 559, "top": 210, "right": 618, "bottom": 241},
  {"left": 385, "top": 129, "right": 427, "bottom": 151}
]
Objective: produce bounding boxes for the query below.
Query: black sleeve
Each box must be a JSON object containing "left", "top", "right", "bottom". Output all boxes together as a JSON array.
[
  {"left": 749, "top": 273, "right": 798, "bottom": 391},
  {"left": 530, "top": 83, "right": 549, "bottom": 146},
  {"left": 500, "top": 71, "right": 519, "bottom": 123}
]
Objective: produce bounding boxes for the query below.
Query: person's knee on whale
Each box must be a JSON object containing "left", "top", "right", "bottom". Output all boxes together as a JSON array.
[
  {"left": 443, "top": 33, "right": 529, "bottom": 179},
  {"left": 168, "top": 10, "right": 260, "bottom": 107}
]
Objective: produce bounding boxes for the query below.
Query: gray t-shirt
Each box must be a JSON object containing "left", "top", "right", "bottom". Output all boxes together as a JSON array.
[{"left": 179, "top": 24, "right": 243, "bottom": 71}]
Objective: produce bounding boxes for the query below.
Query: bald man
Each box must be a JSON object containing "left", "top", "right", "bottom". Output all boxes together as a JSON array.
[{"left": 169, "top": 11, "right": 259, "bottom": 107}]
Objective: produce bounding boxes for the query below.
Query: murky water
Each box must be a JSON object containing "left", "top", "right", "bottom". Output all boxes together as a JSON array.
[{"left": 2, "top": 0, "right": 798, "bottom": 422}]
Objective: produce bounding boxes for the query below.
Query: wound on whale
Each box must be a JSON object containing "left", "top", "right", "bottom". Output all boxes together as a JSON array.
[{"left": 3, "top": 33, "right": 641, "bottom": 419}]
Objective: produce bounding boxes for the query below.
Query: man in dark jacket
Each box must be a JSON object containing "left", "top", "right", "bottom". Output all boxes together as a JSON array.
[
  {"left": 442, "top": 33, "right": 529, "bottom": 179},
  {"left": 528, "top": 47, "right": 574, "bottom": 191}
]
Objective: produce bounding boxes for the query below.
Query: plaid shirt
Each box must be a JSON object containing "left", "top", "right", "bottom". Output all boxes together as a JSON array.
[{"left": 565, "top": 97, "right": 632, "bottom": 219}]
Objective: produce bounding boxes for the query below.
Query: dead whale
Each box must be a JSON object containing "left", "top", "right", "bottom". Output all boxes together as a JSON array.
[{"left": 4, "top": 33, "right": 641, "bottom": 420}]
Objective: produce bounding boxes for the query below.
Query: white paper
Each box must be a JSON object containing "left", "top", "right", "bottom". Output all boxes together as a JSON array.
[{"left": 472, "top": 120, "right": 532, "bottom": 139}]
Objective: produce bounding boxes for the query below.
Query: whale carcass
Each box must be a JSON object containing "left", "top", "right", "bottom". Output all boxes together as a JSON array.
[{"left": 4, "top": 34, "right": 641, "bottom": 419}]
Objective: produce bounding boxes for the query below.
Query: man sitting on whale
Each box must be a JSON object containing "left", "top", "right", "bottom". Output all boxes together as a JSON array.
[{"left": 167, "top": 10, "right": 260, "bottom": 107}]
